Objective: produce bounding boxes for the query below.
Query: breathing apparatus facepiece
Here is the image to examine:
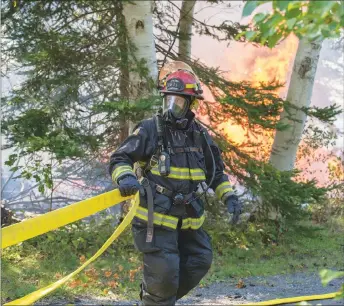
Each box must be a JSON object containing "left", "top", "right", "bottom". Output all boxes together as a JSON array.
[{"left": 163, "top": 94, "right": 194, "bottom": 129}]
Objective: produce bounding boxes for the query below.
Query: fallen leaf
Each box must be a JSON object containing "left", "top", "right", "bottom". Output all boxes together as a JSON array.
[
  {"left": 239, "top": 244, "right": 249, "bottom": 251},
  {"left": 104, "top": 270, "right": 112, "bottom": 278},
  {"left": 85, "top": 268, "right": 98, "bottom": 279},
  {"left": 113, "top": 273, "right": 119, "bottom": 279},
  {"left": 137, "top": 265, "right": 144, "bottom": 271},
  {"left": 80, "top": 255, "right": 86, "bottom": 263},
  {"left": 103, "top": 289, "right": 109, "bottom": 295},
  {"left": 129, "top": 269, "right": 137, "bottom": 282},
  {"left": 107, "top": 281, "right": 119, "bottom": 288},
  {"left": 68, "top": 279, "right": 82, "bottom": 288},
  {"left": 55, "top": 273, "right": 62, "bottom": 279},
  {"left": 236, "top": 279, "right": 246, "bottom": 289},
  {"left": 118, "top": 265, "right": 124, "bottom": 272}
]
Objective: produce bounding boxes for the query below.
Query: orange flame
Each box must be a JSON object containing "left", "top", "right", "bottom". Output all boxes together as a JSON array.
[
  {"left": 218, "top": 35, "right": 341, "bottom": 186},
  {"left": 221, "top": 35, "right": 299, "bottom": 149}
]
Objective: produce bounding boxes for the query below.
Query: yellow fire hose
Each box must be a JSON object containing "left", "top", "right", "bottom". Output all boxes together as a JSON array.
[
  {"left": 1, "top": 189, "right": 341, "bottom": 305},
  {"left": 244, "top": 291, "right": 340, "bottom": 305},
  {"left": 2, "top": 190, "right": 138, "bottom": 305},
  {"left": 1, "top": 189, "right": 132, "bottom": 249}
]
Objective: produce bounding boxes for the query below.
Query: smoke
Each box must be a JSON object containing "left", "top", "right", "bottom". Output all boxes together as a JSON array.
[{"left": 192, "top": 1, "right": 343, "bottom": 185}]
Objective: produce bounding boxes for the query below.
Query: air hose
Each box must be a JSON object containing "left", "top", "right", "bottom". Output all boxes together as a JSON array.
[{"left": 185, "top": 129, "right": 216, "bottom": 205}]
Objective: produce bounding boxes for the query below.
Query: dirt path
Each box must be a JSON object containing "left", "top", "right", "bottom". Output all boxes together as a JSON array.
[{"left": 38, "top": 272, "right": 343, "bottom": 305}]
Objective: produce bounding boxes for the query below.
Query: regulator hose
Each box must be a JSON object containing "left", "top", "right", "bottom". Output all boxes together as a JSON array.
[{"left": 185, "top": 129, "right": 216, "bottom": 205}]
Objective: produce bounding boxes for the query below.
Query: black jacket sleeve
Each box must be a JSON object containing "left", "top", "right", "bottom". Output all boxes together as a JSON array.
[
  {"left": 108, "top": 119, "right": 156, "bottom": 183},
  {"left": 202, "top": 128, "right": 234, "bottom": 201}
]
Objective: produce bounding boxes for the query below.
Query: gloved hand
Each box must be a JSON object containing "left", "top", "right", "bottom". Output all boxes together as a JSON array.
[
  {"left": 225, "top": 195, "right": 242, "bottom": 224},
  {"left": 118, "top": 175, "right": 141, "bottom": 197}
]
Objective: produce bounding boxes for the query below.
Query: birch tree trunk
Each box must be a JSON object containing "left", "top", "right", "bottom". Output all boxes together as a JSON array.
[
  {"left": 269, "top": 38, "right": 323, "bottom": 171},
  {"left": 122, "top": 0, "right": 158, "bottom": 132},
  {"left": 178, "top": 0, "right": 197, "bottom": 60}
]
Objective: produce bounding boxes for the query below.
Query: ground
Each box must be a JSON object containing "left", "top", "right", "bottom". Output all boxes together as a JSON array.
[
  {"left": 2, "top": 218, "right": 344, "bottom": 305},
  {"left": 36, "top": 272, "right": 343, "bottom": 305}
]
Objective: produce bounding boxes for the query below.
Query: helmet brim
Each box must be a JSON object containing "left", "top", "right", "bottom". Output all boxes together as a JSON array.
[{"left": 160, "top": 90, "right": 204, "bottom": 100}]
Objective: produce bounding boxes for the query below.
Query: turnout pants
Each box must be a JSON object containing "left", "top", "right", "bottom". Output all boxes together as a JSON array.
[{"left": 132, "top": 223, "right": 213, "bottom": 305}]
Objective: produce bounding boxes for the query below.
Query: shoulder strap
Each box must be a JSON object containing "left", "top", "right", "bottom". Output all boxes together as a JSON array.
[
  {"left": 139, "top": 115, "right": 167, "bottom": 175},
  {"left": 154, "top": 115, "right": 165, "bottom": 150}
]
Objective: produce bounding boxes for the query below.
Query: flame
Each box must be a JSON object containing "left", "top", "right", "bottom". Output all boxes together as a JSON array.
[
  {"left": 221, "top": 35, "right": 299, "bottom": 149},
  {"left": 216, "top": 35, "right": 342, "bottom": 186}
]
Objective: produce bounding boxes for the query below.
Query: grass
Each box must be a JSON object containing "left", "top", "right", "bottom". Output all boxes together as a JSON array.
[
  {"left": 204, "top": 222, "right": 344, "bottom": 285},
  {"left": 1, "top": 217, "right": 344, "bottom": 304}
]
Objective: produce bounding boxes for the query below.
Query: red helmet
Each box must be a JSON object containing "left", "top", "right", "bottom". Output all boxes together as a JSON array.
[{"left": 159, "top": 69, "right": 204, "bottom": 100}]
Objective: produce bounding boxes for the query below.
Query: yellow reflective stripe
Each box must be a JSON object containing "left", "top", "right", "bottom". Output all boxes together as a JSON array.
[
  {"left": 181, "top": 214, "right": 205, "bottom": 230},
  {"left": 137, "top": 207, "right": 178, "bottom": 223},
  {"left": 135, "top": 212, "right": 177, "bottom": 229},
  {"left": 215, "top": 181, "right": 233, "bottom": 199},
  {"left": 151, "top": 167, "right": 206, "bottom": 181},
  {"left": 138, "top": 161, "right": 146, "bottom": 167},
  {"left": 185, "top": 83, "right": 196, "bottom": 88},
  {"left": 112, "top": 165, "right": 134, "bottom": 182},
  {"left": 135, "top": 207, "right": 178, "bottom": 229}
]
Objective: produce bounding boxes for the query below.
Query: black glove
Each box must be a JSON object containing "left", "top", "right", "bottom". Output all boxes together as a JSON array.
[
  {"left": 118, "top": 175, "right": 141, "bottom": 197},
  {"left": 225, "top": 195, "right": 242, "bottom": 224}
]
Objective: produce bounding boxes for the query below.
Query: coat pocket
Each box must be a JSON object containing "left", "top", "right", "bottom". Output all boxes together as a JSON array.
[{"left": 153, "top": 192, "right": 172, "bottom": 214}]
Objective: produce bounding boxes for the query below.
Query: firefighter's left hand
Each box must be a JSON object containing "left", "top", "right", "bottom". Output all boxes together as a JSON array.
[{"left": 225, "top": 195, "right": 242, "bottom": 224}]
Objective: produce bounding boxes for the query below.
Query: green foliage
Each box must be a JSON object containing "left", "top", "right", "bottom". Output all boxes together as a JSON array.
[
  {"left": 309, "top": 191, "right": 344, "bottom": 230},
  {"left": 197, "top": 118, "right": 331, "bottom": 225},
  {"left": 2, "top": 215, "right": 343, "bottom": 303},
  {"left": 1, "top": 214, "right": 142, "bottom": 302},
  {"left": 2, "top": 0, "right": 340, "bottom": 225},
  {"left": 26, "top": 213, "right": 129, "bottom": 256},
  {"left": 239, "top": 0, "right": 344, "bottom": 47},
  {"left": 1, "top": 0, "right": 159, "bottom": 194},
  {"left": 301, "top": 104, "right": 343, "bottom": 123},
  {"left": 320, "top": 269, "right": 344, "bottom": 299}
]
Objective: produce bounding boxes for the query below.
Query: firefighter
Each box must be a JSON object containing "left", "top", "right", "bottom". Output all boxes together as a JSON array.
[{"left": 109, "top": 64, "right": 242, "bottom": 305}]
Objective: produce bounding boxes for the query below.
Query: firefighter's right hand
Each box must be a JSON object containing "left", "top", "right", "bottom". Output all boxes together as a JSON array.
[{"left": 118, "top": 175, "right": 141, "bottom": 197}]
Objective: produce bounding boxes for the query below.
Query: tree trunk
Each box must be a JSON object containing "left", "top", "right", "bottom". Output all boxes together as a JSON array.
[
  {"left": 122, "top": 0, "right": 158, "bottom": 133},
  {"left": 118, "top": 3, "right": 130, "bottom": 142},
  {"left": 269, "top": 38, "right": 323, "bottom": 171},
  {"left": 178, "top": 0, "right": 197, "bottom": 60}
]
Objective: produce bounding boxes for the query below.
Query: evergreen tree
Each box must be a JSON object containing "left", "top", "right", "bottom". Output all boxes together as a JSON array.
[{"left": 1, "top": 0, "right": 340, "bottom": 224}]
